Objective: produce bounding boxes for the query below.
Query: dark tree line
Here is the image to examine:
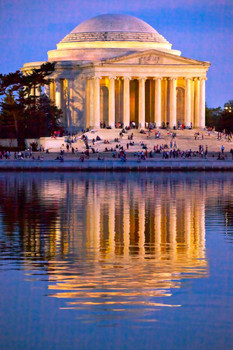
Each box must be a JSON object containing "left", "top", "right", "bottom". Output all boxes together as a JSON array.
[
  {"left": 0, "top": 63, "right": 63, "bottom": 147},
  {"left": 206, "top": 100, "right": 233, "bottom": 133}
]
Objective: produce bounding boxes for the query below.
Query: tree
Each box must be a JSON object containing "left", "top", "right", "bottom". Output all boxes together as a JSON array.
[
  {"left": 0, "top": 63, "right": 63, "bottom": 147},
  {"left": 215, "top": 100, "right": 233, "bottom": 133},
  {"left": 205, "top": 100, "right": 233, "bottom": 133},
  {"left": 217, "top": 110, "right": 233, "bottom": 133},
  {"left": 0, "top": 91, "right": 24, "bottom": 139},
  {"left": 224, "top": 100, "right": 233, "bottom": 113},
  {"left": 205, "top": 104, "right": 221, "bottom": 128},
  {"left": 24, "top": 94, "right": 63, "bottom": 138}
]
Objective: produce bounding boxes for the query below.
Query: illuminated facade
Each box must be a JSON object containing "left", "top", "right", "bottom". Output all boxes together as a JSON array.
[{"left": 22, "top": 14, "right": 210, "bottom": 132}]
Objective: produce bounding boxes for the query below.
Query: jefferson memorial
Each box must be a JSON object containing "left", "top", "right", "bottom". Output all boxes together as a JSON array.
[{"left": 22, "top": 14, "right": 210, "bottom": 131}]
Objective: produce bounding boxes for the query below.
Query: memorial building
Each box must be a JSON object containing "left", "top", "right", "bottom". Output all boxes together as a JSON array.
[{"left": 22, "top": 14, "right": 210, "bottom": 132}]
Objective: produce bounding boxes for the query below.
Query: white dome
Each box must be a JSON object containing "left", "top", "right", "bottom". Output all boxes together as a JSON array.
[
  {"left": 61, "top": 14, "right": 168, "bottom": 44},
  {"left": 73, "top": 14, "right": 158, "bottom": 34}
]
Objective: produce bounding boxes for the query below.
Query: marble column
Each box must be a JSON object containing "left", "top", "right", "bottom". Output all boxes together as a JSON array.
[
  {"left": 49, "top": 80, "right": 56, "bottom": 103},
  {"left": 194, "top": 78, "right": 200, "bottom": 128},
  {"left": 55, "top": 79, "right": 61, "bottom": 109},
  {"left": 93, "top": 77, "right": 101, "bottom": 128},
  {"left": 199, "top": 78, "right": 206, "bottom": 129},
  {"left": 169, "top": 78, "right": 177, "bottom": 129},
  {"left": 35, "top": 85, "right": 41, "bottom": 97},
  {"left": 89, "top": 78, "right": 94, "bottom": 127},
  {"left": 123, "top": 77, "right": 130, "bottom": 128},
  {"left": 154, "top": 77, "right": 162, "bottom": 127},
  {"left": 30, "top": 86, "right": 35, "bottom": 97},
  {"left": 66, "top": 79, "right": 73, "bottom": 129},
  {"left": 108, "top": 77, "right": 116, "bottom": 128},
  {"left": 44, "top": 84, "right": 50, "bottom": 98},
  {"left": 138, "top": 77, "right": 146, "bottom": 128},
  {"left": 185, "top": 78, "right": 192, "bottom": 128}
]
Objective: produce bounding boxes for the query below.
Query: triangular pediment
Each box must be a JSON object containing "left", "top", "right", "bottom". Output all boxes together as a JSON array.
[{"left": 96, "top": 49, "right": 210, "bottom": 66}]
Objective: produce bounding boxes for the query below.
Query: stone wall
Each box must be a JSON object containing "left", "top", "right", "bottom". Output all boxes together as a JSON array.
[
  {"left": 0, "top": 137, "right": 66, "bottom": 152},
  {"left": 0, "top": 139, "right": 18, "bottom": 147},
  {"left": 0, "top": 159, "right": 232, "bottom": 171}
]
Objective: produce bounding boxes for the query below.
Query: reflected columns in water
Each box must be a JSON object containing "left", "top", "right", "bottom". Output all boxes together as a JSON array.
[
  {"left": 154, "top": 199, "right": 162, "bottom": 260},
  {"left": 169, "top": 201, "right": 177, "bottom": 259},
  {"left": 108, "top": 193, "right": 116, "bottom": 257},
  {"left": 184, "top": 199, "right": 191, "bottom": 256},
  {"left": 123, "top": 196, "right": 130, "bottom": 257},
  {"left": 84, "top": 179, "right": 207, "bottom": 266},
  {"left": 138, "top": 199, "right": 145, "bottom": 258},
  {"left": 93, "top": 189, "right": 100, "bottom": 256},
  {"left": 0, "top": 173, "right": 212, "bottom": 317}
]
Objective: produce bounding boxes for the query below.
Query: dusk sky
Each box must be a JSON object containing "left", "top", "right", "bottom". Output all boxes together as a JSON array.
[{"left": 0, "top": 0, "right": 232, "bottom": 108}]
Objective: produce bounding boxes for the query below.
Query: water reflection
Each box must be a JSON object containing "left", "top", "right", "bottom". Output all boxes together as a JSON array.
[
  {"left": 47, "top": 176, "right": 207, "bottom": 316},
  {"left": 0, "top": 173, "right": 213, "bottom": 320}
]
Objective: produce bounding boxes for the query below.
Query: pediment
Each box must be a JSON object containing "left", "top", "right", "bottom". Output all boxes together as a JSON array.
[{"left": 98, "top": 50, "right": 209, "bottom": 66}]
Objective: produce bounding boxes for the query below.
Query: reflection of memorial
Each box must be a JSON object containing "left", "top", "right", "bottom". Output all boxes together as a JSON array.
[
  {"left": 48, "top": 178, "right": 207, "bottom": 311},
  {"left": 86, "top": 181, "right": 206, "bottom": 258},
  {"left": 0, "top": 174, "right": 211, "bottom": 314}
]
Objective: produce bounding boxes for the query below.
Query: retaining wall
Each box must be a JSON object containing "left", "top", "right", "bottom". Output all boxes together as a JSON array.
[{"left": 0, "top": 159, "right": 232, "bottom": 171}]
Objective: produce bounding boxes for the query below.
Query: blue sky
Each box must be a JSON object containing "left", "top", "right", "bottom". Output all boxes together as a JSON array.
[{"left": 0, "top": 0, "right": 232, "bottom": 107}]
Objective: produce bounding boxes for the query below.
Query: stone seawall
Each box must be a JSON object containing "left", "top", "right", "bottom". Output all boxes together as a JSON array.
[{"left": 0, "top": 160, "right": 232, "bottom": 171}]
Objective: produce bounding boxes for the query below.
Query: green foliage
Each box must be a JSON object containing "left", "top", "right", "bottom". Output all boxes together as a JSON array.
[
  {"left": 0, "top": 62, "right": 55, "bottom": 97},
  {"left": 206, "top": 101, "right": 233, "bottom": 133},
  {"left": 224, "top": 100, "right": 233, "bottom": 113},
  {"left": 217, "top": 110, "right": 233, "bottom": 132},
  {"left": 0, "top": 63, "right": 63, "bottom": 147},
  {"left": 205, "top": 105, "right": 221, "bottom": 128}
]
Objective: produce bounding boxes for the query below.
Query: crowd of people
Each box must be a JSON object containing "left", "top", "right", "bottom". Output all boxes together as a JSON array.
[
  {"left": 217, "top": 131, "right": 232, "bottom": 142},
  {"left": 0, "top": 149, "right": 45, "bottom": 160},
  {"left": 0, "top": 127, "right": 232, "bottom": 162},
  {"left": 73, "top": 134, "right": 233, "bottom": 162}
]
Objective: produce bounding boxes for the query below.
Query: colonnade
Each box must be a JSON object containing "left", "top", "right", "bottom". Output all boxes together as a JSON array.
[
  {"left": 87, "top": 75, "right": 206, "bottom": 129},
  {"left": 46, "top": 75, "right": 206, "bottom": 131}
]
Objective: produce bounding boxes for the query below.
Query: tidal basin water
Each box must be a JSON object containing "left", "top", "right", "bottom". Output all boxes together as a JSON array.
[{"left": 0, "top": 172, "right": 233, "bottom": 350}]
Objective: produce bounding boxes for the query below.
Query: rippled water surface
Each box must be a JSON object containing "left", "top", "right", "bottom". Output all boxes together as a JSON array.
[{"left": 0, "top": 172, "right": 233, "bottom": 350}]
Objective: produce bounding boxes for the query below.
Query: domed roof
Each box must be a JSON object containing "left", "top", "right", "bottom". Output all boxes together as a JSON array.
[
  {"left": 60, "top": 14, "right": 168, "bottom": 44},
  {"left": 73, "top": 14, "right": 157, "bottom": 34}
]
